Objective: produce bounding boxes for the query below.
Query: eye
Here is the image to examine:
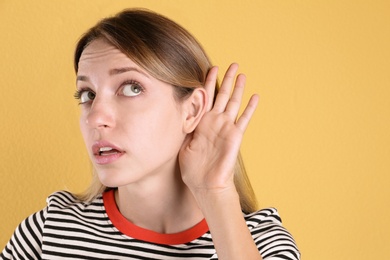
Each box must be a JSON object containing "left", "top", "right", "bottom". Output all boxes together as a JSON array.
[
  {"left": 121, "top": 82, "right": 143, "bottom": 97},
  {"left": 74, "top": 89, "right": 96, "bottom": 104}
]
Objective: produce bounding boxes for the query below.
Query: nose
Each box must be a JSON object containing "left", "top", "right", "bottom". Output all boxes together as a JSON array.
[{"left": 85, "top": 97, "right": 116, "bottom": 129}]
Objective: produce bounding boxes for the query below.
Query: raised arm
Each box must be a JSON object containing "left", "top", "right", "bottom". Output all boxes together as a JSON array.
[{"left": 179, "top": 63, "right": 261, "bottom": 259}]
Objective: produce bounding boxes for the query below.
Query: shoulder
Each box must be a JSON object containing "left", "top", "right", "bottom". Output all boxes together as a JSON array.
[
  {"left": 1, "top": 191, "right": 107, "bottom": 259},
  {"left": 244, "top": 207, "right": 282, "bottom": 227},
  {"left": 45, "top": 190, "right": 106, "bottom": 220},
  {"left": 1, "top": 208, "right": 47, "bottom": 259},
  {"left": 46, "top": 190, "right": 103, "bottom": 210},
  {"left": 244, "top": 208, "right": 301, "bottom": 260},
  {"left": 47, "top": 190, "right": 86, "bottom": 206}
]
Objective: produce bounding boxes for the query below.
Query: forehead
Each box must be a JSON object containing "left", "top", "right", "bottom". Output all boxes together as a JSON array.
[
  {"left": 76, "top": 39, "right": 155, "bottom": 85},
  {"left": 78, "top": 39, "right": 136, "bottom": 70}
]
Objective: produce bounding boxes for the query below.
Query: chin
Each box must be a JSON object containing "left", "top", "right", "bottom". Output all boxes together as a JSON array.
[{"left": 96, "top": 169, "right": 143, "bottom": 188}]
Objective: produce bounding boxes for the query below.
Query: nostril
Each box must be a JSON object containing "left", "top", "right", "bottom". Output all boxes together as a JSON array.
[
  {"left": 96, "top": 123, "right": 110, "bottom": 129},
  {"left": 85, "top": 119, "right": 109, "bottom": 128}
]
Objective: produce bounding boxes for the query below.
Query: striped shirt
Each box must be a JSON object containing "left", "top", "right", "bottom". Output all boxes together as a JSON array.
[{"left": 1, "top": 190, "right": 300, "bottom": 259}]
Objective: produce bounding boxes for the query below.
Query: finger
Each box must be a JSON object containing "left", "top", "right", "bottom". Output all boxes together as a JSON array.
[
  {"left": 225, "top": 73, "right": 246, "bottom": 119},
  {"left": 236, "top": 94, "right": 259, "bottom": 132},
  {"left": 213, "top": 63, "right": 239, "bottom": 113},
  {"left": 204, "top": 66, "right": 218, "bottom": 112}
]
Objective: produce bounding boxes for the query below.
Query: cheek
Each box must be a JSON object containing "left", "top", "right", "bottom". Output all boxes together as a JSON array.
[
  {"left": 79, "top": 116, "right": 91, "bottom": 149},
  {"left": 152, "top": 110, "right": 185, "bottom": 149},
  {"left": 79, "top": 114, "right": 86, "bottom": 133},
  {"left": 124, "top": 104, "right": 185, "bottom": 146}
]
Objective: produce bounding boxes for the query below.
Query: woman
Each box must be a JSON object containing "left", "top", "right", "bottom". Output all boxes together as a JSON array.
[{"left": 1, "top": 9, "right": 300, "bottom": 259}]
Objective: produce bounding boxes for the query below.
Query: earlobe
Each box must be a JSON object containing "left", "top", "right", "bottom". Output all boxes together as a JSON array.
[{"left": 183, "top": 88, "right": 207, "bottom": 133}]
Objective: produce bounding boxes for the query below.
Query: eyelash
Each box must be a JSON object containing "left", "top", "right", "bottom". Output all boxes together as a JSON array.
[
  {"left": 121, "top": 80, "right": 144, "bottom": 96},
  {"left": 73, "top": 88, "right": 87, "bottom": 100},
  {"left": 74, "top": 80, "right": 144, "bottom": 104}
]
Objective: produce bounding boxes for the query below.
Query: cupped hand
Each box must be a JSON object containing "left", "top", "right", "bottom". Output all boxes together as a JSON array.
[{"left": 179, "top": 63, "right": 259, "bottom": 195}]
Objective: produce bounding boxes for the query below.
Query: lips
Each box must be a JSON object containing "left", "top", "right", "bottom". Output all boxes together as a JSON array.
[
  {"left": 98, "top": 147, "right": 120, "bottom": 156},
  {"left": 92, "top": 141, "right": 124, "bottom": 165}
]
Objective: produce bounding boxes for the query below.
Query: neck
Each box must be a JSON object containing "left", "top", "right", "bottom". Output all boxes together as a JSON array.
[{"left": 115, "top": 168, "right": 203, "bottom": 234}]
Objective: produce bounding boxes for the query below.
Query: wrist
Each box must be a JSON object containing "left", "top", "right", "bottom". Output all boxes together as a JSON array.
[{"left": 191, "top": 185, "right": 241, "bottom": 214}]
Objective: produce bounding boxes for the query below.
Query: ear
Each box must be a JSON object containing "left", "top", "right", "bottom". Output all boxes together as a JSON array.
[{"left": 182, "top": 87, "right": 207, "bottom": 133}]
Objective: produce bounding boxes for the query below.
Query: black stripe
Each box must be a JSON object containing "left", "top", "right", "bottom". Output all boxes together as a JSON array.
[{"left": 2, "top": 191, "right": 300, "bottom": 260}]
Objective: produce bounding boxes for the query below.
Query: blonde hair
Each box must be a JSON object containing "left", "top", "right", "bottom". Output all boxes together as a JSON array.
[{"left": 74, "top": 8, "right": 258, "bottom": 213}]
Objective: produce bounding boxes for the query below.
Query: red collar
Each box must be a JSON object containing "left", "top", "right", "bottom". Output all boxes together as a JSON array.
[{"left": 103, "top": 189, "right": 209, "bottom": 245}]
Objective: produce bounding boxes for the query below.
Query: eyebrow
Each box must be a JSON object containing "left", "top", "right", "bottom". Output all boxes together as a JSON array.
[
  {"left": 76, "top": 66, "right": 149, "bottom": 83},
  {"left": 109, "top": 67, "right": 149, "bottom": 77},
  {"left": 76, "top": 75, "right": 88, "bottom": 82}
]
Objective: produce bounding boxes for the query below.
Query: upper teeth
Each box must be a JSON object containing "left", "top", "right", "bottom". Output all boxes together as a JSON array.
[{"left": 100, "top": 147, "right": 113, "bottom": 152}]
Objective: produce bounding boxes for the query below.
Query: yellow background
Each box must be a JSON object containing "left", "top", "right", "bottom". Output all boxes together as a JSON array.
[{"left": 1, "top": 0, "right": 389, "bottom": 259}]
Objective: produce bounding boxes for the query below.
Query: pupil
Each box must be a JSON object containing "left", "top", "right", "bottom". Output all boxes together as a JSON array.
[{"left": 88, "top": 92, "right": 95, "bottom": 100}]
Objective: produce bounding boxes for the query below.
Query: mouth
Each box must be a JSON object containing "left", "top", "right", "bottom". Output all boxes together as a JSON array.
[
  {"left": 92, "top": 142, "right": 125, "bottom": 165},
  {"left": 98, "top": 147, "right": 121, "bottom": 156}
]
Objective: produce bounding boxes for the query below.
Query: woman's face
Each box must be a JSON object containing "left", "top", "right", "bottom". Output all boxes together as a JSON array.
[{"left": 76, "top": 39, "right": 187, "bottom": 188}]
